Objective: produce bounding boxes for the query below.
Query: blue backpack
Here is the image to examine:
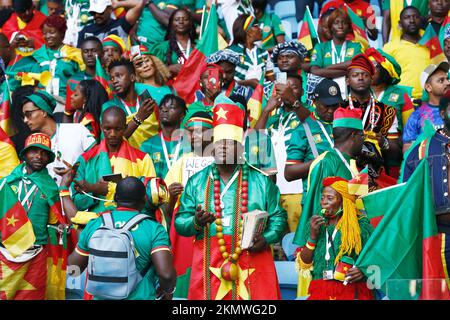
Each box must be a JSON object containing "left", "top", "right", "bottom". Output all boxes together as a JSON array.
[{"left": 86, "top": 212, "right": 149, "bottom": 300}]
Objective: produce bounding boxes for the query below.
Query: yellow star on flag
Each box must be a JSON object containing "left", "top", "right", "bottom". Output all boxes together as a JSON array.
[
  {"left": 216, "top": 107, "right": 228, "bottom": 120},
  {"left": 210, "top": 262, "right": 255, "bottom": 300},
  {"left": 7, "top": 214, "right": 19, "bottom": 227},
  {"left": 0, "top": 261, "right": 36, "bottom": 300}
]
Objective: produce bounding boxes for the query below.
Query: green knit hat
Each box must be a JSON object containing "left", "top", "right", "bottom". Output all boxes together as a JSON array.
[{"left": 24, "top": 91, "right": 56, "bottom": 116}]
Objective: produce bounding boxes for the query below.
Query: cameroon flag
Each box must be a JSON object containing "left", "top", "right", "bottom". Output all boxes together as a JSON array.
[
  {"left": 0, "top": 128, "right": 19, "bottom": 179},
  {"left": 173, "top": 4, "right": 218, "bottom": 104},
  {"left": 94, "top": 57, "right": 113, "bottom": 99},
  {"left": 401, "top": 92, "right": 414, "bottom": 128},
  {"left": 345, "top": 4, "right": 369, "bottom": 50},
  {"left": 298, "top": 6, "right": 319, "bottom": 52},
  {"left": 419, "top": 24, "right": 447, "bottom": 65},
  {"left": 247, "top": 74, "right": 265, "bottom": 128},
  {"left": 356, "top": 160, "right": 450, "bottom": 300},
  {"left": 0, "top": 179, "right": 36, "bottom": 258},
  {"left": 0, "top": 81, "right": 16, "bottom": 137}
]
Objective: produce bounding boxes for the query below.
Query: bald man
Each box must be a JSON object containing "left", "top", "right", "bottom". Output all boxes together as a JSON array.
[{"left": 69, "top": 107, "right": 156, "bottom": 213}]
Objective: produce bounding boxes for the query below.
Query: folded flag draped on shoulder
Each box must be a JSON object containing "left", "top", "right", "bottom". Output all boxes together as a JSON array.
[
  {"left": 172, "top": 4, "right": 219, "bottom": 104},
  {"left": 439, "top": 11, "right": 449, "bottom": 52},
  {"left": 401, "top": 92, "right": 414, "bottom": 127},
  {"left": 419, "top": 24, "right": 447, "bottom": 65},
  {"left": 95, "top": 57, "right": 113, "bottom": 99},
  {"left": 345, "top": 4, "right": 369, "bottom": 50},
  {"left": 355, "top": 160, "right": 450, "bottom": 300},
  {"left": 298, "top": 6, "right": 319, "bottom": 52}
]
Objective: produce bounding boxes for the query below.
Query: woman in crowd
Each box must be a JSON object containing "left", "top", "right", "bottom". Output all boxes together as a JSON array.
[
  {"left": 149, "top": 8, "right": 197, "bottom": 78},
  {"left": 131, "top": 45, "right": 174, "bottom": 105},
  {"left": 69, "top": 79, "right": 109, "bottom": 141},
  {"left": 226, "top": 14, "right": 273, "bottom": 89},
  {"left": 309, "top": 8, "right": 363, "bottom": 79},
  {"left": 296, "top": 177, "right": 374, "bottom": 300},
  {"left": 32, "top": 14, "right": 84, "bottom": 116}
]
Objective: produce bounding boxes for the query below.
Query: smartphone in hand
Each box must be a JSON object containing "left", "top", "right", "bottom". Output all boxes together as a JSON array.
[{"left": 139, "top": 89, "right": 152, "bottom": 102}]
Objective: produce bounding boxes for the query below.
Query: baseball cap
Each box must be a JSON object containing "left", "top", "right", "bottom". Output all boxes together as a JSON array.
[
  {"left": 313, "top": 79, "right": 344, "bottom": 105},
  {"left": 420, "top": 60, "right": 450, "bottom": 90},
  {"left": 19, "top": 133, "right": 55, "bottom": 162},
  {"left": 88, "top": 0, "right": 112, "bottom": 13}
]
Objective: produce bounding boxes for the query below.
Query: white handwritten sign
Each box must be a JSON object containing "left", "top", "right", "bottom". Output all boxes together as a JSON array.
[{"left": 182, "top": 157, "right": 215, "bottom": 186}]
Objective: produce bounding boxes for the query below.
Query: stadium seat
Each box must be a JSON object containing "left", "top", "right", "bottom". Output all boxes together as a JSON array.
[
  {"left": 281, "top": 19, "right": 293, "bottom": 40},
  {"left": 274, "top": 0, "right": 296, "bottom": 20},
  {"left": 283, "top": 16, "right": 298, "bottom": 40},
  {"left": 275, "top": 261, "right": 298, "bottom": 300},
  {"left": 281, "top": 232, "right": 299, "bottom": 261}
]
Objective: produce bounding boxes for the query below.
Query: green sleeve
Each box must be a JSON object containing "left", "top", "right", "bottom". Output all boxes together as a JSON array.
[
  {"left": 262, "top": 177, "right": 288, "bottom": 244},
  {"left": 71, "top": 156, "right": 98, "bottom": 211},
  {"left": 310, "top": 43, "right": 323, "bottom": 68},
  {"left": 150, "top": 222, "right": 171, "bottom": 249},
  {"left": 358, "top": 216, "right": 374, "bottom": 248},
  {"left": 148, "top": 41, "right": 170, "bottom": 65},
  {"left": 174, "top": 176, "right": 204, "bottom": 237},
  {"left": 286, "top": 127, "right": 308, "bottom": 162},
  {"left": 271, "top": 14, "right": 285, "bottom": 37},
  {"left": 77, "top": 218, "right": 101, "bottom": 252}
]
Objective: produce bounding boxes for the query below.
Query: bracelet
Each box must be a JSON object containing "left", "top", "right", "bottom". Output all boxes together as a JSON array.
[
  {"left": 305, "top": 241, "right": 316, "bottom": 251},
  {"left": 132, "top": 116, "right": 142, "bottom": 126},
  {"left": 59, "top": 186, "right": 69, "bottom": 192},
  {"left": 59, "top": 190, "right": 70, "bottom": 197},
  {"left": 292, "top": 100, "right": 302, "bottom": 109},
  {"left": 307, "top": 237, "right": 317, "bottom": 244}
]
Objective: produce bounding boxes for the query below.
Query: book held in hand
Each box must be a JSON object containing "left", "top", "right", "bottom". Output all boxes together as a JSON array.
[{"left": 241, "top": 209, "right": 268, "bottom": 250}]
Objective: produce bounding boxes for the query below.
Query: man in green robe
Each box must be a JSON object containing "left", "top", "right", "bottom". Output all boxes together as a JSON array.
[{"left": 175, "top": 93, "right": 287, "bottom": 300}]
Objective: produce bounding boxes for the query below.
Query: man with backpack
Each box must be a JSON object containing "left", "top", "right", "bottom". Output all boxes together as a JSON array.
[{"left": 68, "top": 176, "right": 177, "bottom": 300}]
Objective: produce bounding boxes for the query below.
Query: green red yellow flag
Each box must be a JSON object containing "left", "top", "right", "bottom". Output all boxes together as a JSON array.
[
  {"left": 439, "top": 11, "right": 450, "bottom": 51},
  {"left": 348, "top": 166, "right": 369, "bottom": 196},
  {"left": 0, "top": 179, "right": 36, "bottom": 258},
  {"left": 345, "top": 4, "right": 369, "bottom": 50},
  {"left": 0, "top": 128, "right": 19, "bottom": 179},
  {"left": 0, "top": 81, "right": 16, "bottom": 137},
  {"left": 247, "top": 74, "right": 265, "bottom": 128},
  {"left": 173, "top": 4, "right": 219, "bottom": 104},
  {"left": 419, "top": 24, "right": 447, "bottom": 65},
  {"left": 94, "top": 57, "right": 113, "bottom": 99},
  {"left": 401, "top": 92, "right": 414, "bottom": 128},
  {"left": 356, "top": 160, "right": 450, "bottom": 299},
  {"left": 298, "top": 5, "right": 319, "bottom": 51}
]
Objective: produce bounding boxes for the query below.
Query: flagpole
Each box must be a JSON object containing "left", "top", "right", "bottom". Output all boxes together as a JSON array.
[{"left": 199, "top": 5, "right": 206, "bottom": 40}]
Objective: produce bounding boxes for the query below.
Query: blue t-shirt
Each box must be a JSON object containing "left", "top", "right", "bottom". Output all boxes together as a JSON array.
[{"left": 402, "top": 103, "right": 444, "bottom": 143}]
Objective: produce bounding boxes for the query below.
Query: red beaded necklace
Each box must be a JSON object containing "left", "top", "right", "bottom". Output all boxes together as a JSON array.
[{"left": 212, "top": 163, "right": 249, "bottom": 281}]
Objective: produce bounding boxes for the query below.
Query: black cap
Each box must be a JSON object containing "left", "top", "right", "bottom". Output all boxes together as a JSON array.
[
  {"left": 13, "top": 0, "right": 33, "bottom": 13},
  {"left": 313, "top": 79, "right": 343, "bottom": 105}
]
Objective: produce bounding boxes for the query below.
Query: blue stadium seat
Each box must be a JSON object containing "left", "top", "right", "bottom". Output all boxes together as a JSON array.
[
  {"left": 281, "top": 19, "right": 293, "bottom": 40},
  {"left": 281, "top": 232, "right": 299, "bottom": 261},
  {"left": 274, "top": 0, "right": 296, "bottom": 20},
  {"left": 275, "top": 261, "right": 298, "bottom": 300},
  {"left": 282, "top": 16, "right": 298, "bottom": 40}
]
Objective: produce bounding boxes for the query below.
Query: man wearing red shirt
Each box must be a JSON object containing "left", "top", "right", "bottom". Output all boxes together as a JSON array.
[{"left": 2, "top": 0, "right": 46, "bottom": 50}]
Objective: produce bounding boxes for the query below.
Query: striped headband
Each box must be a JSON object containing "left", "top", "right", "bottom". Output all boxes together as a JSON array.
[
  {"left": 185, "top": 117, "right": 213, "bottom": 129},
  {"left": 243, "top": 15, "right": 256, "bottom": 33}
]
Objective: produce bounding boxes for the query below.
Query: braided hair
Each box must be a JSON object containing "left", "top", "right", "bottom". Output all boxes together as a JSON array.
[{"left": 164, "top": 8, "right": 197, "bottom": 65}]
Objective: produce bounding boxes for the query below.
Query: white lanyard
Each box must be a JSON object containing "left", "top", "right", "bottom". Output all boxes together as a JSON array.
[
  {"left": 375, "top": 90, "right": 385, "bottom": 103},
  {"left": 325, "top": 228, "right": 338, "bottom": 262},
  {"left": 334, "top": 148, "right": 357, "bottom": 178},
  {"left": 18, "top": 180, "right": 38, "bottom": 210},
  {"left": 246, "top": 46, "right": 259, "bottom": 66},
  {"left": 279, "top": 112, "right": 296, "bottom": 132},
  {"left": 331, "top": 41, "right": 346, "bottom": 64},
  {"left": 317, "top": 120, "right": 334, "bottom": 147},
  {"left": 177, "top": 39, "right": 191, "bottom": 60},
  {"left": 349, "top": 93, "right": 376, "bottom": 130},
  {"left": 120, "top": 97, "right": 140, "bottom": 116},
  {"left": 160, "top": 132, "right": 181, "bottom": 170},
  {"left": 218, "top": 169, "right": 240, "bottom": 209}
]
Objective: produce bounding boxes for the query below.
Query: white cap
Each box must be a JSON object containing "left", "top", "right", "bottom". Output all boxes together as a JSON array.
[
  {"left": 88, "top": 0, "right": 112, "bottom": 13},
  {"left": 420, "top": 60, "right": 450, "bottom": 89}
]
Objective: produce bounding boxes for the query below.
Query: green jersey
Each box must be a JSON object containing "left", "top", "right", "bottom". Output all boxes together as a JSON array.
[
  {"left": 310, "top": 40, "right": 362, "bottom": 68},
  {"left": 226, "top": 44, "right": 270, "bottom": 81},
  {"left": 382, "top": 0, "right": 429, "bottom": 16},
  {"left": 76, "top": 208, "right": 171, "bottom": 300},
  {"left": 256, "top": 12, "right": 285, "bottom": 52}
]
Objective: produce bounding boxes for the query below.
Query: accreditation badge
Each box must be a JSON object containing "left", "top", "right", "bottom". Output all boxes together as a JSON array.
[{"left": 323, "top": 270, "right": 334, "bottom": 280}]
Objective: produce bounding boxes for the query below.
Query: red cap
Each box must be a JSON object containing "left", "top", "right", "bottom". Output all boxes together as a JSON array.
[{"left": 348, "top": 54, "right": 375, "bottom": 76}]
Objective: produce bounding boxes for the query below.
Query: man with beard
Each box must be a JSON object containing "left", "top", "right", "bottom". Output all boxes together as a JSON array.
[
  {"left": 342, "top": 54, "right": 401, "bottom": 177},
  {"left": 64, "top": 36, "right": 103, "bottom": 121},
  {"left": 383, "top": 6, "right": 430, "bottom": 100},
  {"left": 140, "top": 94, "right": 187, "bottom": 179},
  {"left": 0, "top": 133, "right": 66, "bottom": 300},
  {"left": 101, "top": 58, "right": 159, "bottom": 148},
  {"left": 175, "top": 93, "right": 287, "bottom": 300},
  {"left": 70, "top": 106, "right": 156, "bottom": 213}
]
